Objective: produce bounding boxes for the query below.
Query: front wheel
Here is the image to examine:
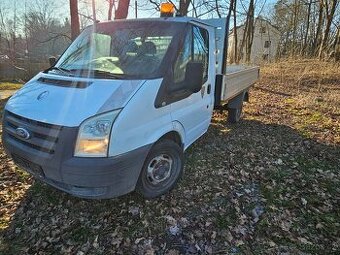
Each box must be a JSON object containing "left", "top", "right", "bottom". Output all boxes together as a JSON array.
[{"left": 137, "top": 139, "right": 184, "bottom": 198}]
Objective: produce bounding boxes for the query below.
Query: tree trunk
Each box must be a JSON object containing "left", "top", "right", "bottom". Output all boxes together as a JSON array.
[
  {"left": 69, "top": 0, "right": 80, "bottom": 40},
  {"left": 245, "top": 0, "right": 255, "bottom": 63},
  {"left": 12, "top": 1, "right": 17, "bottom": 60},
  {"left": 233, "top": 0, "right": 238, "bottom": 63},
  {"left": 115, "top": 0, "right": 130, "bottom": 19},
  {"left": 334, "top": 26, "right": 340, "bottom": 61},
  {"left": 301, "top": 0, "right": 312, "bottom": 55},
  {"left": 238, "top": 19, "right": 248, "bottom": 61},
  {"left": 313, "top": 0, "right": 324, "bottom": 55},
  {"left": 108, "top": 0, "right": 115, "bottom": 20},
  {"left": 318, "top": 0, "right": 338, "bottom": 58},
  {"left": 215, "top": 0, "right": 221, "bottom": 18},
  {"left": 92, "top": 0, "right": 97, "bottom": 22},
  {"left": 291, "top": 0, "right": 299, "bottom": 55},
  {"left": 179, "top": 0, "right": 191, "bottom": 16}
]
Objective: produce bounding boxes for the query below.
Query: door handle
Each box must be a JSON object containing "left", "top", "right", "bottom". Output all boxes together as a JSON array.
[{"left": 207, "top": 84, "right": 211, "bottom": 94}]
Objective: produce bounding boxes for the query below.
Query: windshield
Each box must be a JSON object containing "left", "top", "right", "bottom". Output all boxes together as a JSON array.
[{"left": 53, "top": 21, "right": 184, "bottom": 79}]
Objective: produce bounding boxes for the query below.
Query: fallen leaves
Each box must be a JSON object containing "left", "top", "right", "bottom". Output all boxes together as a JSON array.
[{"left": 0, "top": 60, "right": 339, "bottom": 254}]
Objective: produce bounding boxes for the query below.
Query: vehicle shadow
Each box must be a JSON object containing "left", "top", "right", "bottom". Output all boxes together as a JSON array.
[{"left": 1, "top": 114, "right": 339, "bottom": 254}]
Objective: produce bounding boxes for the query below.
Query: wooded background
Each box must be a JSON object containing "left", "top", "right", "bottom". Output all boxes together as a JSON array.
[{"left": 0, "top": 0, "right": 339, "bottom": 75}]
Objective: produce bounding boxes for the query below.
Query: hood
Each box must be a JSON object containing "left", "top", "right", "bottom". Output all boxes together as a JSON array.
[{"left": 5, "top": 73, "right": 145, "bottom": 127}]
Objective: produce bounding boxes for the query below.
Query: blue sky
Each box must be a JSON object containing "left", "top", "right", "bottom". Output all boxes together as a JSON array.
[{"left": 1, "top": 0, "right": 276, "bottom": 26}]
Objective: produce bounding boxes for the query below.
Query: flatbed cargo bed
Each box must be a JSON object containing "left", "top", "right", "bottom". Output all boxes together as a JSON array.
[{"left": 221, "top": 65, "right": 260, "bottom": 101}]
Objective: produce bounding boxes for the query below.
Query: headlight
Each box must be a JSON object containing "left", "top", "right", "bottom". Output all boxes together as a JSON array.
[{"left": 75, "top": 110, "right": 121, "bottom": 157}]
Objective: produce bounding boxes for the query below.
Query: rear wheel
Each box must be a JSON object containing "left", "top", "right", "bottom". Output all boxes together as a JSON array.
[
  {"left": 137, "top": 139, "right": 184, "bottom": 198},
  {"left": 227, "top": 102, "right": 243, "bottom": 124}
]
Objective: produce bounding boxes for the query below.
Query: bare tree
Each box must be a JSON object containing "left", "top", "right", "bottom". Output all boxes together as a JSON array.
[
  {"left": 245, "top": 0, "right": 255, "bottom": 62},
  {"left": 24, "top": 1, "right": 71, "bottom": 59},
  {"left": 92, "top": 0, "right": 97, "bottom": 22},
  {"left": 179, "top": 0, "right": 191, "bottom": 16},
  {"left": 238, "top": 0, "right": 255, "bottom": 62},
  {"left": 70, "top": 0, "right": 80, "bottom": 40},
  {"left": 318, "top": 0, "right": 339, "bottom": 58},
  {"left": 0, "top": 4, "right": 12, "bottom": 56},
  {"left": 301, "top": 0, "right": 312, "bottom": 55},
  {"left": 233, "top": 0, "right": 238, "bottom": 63},
  {"left": 107, "top": 0, "right": 116, "bottom": 20},
  {"left": 215, "top": 0, "right": 222, "bottom": 18},
  {"left": 312, "top": 0, "right": 324, "bottom": 53},
  {"left": 272, "top": 0, "right": 339, "bottom": 59},
  {"left": 12, "top": 1, "right": 17, "bottom": 59},
  {"left": 115, "top": 0, "right": 130, "bottom": 19},
  {"left": 334, "top": 24, "right": 340, "bottom": 60},
  {"left": 291, "top": 0, "right": 300, "bottom": 54}
]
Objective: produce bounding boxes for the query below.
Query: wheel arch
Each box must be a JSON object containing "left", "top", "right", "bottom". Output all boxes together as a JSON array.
[
  {"left": 244, "top": 91, "right": 249, "bottom": 102},
  {"left": 157, "top": 131, "right": 183, "bottom": 150},
  {"left": 227, "top": 90, "right": 247, "bottom": 109}
]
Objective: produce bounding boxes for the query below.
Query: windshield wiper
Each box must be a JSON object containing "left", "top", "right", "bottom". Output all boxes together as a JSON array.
[{"left": 45, "top": 66, "right": 73, "bottom": 76}]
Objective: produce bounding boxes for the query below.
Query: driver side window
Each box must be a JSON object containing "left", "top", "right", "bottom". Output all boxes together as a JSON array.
[
  {"left": 173, "top": 25, "right": 209, "bottom": 86},
  {"left": 173, "top": 29, "right": 192, "bottom": 84}
]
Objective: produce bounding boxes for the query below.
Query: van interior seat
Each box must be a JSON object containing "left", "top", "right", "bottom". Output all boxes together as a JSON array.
[{"left": 138, "top": 41, "right": 157, "bottom": 56}]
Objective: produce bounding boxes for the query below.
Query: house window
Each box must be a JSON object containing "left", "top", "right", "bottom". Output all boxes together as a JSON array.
[
  {"left": 259, "top": 26, "right": 266, "bottom": 34},
  {"left": 264, "top": 41, "right": 271, "bottom": 48}
]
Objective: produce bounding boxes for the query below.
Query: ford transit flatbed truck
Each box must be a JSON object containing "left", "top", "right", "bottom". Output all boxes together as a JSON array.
[{"left": 2, "top": 15, "right": 259, "bottom": 199}]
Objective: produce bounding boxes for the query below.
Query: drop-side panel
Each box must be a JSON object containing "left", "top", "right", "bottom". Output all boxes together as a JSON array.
[{"left": 221, "top": 66, "right": 260, "bottom": 101}]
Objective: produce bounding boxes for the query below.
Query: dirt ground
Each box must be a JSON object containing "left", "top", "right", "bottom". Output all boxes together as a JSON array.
[{"left": 0, "top": 59, "right": 339, "bottom": 254}]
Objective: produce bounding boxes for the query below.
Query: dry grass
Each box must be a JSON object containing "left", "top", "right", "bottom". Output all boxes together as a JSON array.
[
  {"left": 0, "top": 82, "right": 23, "bottom": 91},
  {"left": 249, "top": 58, "right": 340, "bottom": 145}
]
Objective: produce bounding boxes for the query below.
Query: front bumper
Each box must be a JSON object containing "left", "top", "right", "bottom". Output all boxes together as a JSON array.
[{"left": 2, "top": 111, "right": 151, "bottom": 199}]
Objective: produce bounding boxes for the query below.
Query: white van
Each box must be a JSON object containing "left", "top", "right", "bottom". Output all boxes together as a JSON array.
[{"left": 2, "top": 16, "right": 259, "bottom": 199}]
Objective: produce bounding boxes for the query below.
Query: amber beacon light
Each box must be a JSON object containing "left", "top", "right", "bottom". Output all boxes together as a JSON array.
[{"left": 160, "top": 2, "right": 175, "bottom": 17}]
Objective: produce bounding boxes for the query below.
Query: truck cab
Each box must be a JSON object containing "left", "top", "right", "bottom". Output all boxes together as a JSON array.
[{"left": 2, "top": 17, "right": 259, "bottom": 199}]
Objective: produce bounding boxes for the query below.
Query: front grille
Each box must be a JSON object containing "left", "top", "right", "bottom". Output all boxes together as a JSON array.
[{"left": 4, "top": 111, "right": 62, "bottom": 154}]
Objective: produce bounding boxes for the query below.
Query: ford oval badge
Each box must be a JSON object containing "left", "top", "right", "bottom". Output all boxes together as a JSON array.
[{"left": 16, "top": 127, "right": 31, "bottom": 140}]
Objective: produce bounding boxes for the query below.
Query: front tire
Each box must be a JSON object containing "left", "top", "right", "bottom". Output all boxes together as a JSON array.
[{"left": 137, "top": 139, "right": 184, "bottom": 199}]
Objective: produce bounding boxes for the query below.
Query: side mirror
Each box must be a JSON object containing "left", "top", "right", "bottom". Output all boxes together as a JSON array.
[
  {"left": 49, "top": 56, "right": 56, "bottom": 66},
  {"left": 184, "top": 62, "right": 204, "bottom": 93}
]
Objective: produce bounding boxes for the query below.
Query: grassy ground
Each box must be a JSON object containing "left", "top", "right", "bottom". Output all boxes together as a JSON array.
[
  {"left": 0, "top": 59, "right": 339, "bottom": 254},
  {"left": 0, "top": 82, "right": 23, "bottom": 91}
]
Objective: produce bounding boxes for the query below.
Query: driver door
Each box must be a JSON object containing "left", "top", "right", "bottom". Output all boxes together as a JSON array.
[{"left": 170, "top": 24, "right": 214, "bottom": 147}]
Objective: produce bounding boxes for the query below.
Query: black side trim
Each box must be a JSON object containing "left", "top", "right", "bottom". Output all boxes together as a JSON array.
[
  {"left": 154, "top": 24, "right": 193, "bottom": 108},
  {"left": 38, "top": 77, "right": 92, "bottom": 88},
  {"left": 155, "top": 77, "right": 194, "bottom": 108},
  {"left": 214, "top": 74, "right": 223, "bottom": 107}
]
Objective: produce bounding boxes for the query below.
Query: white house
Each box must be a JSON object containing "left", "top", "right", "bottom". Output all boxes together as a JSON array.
[{"left": 228, "top": 17, "right": 280, "bottom": 63}]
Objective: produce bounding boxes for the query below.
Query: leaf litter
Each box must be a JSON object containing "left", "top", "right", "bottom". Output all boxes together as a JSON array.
[{"left": 0, "top": 59, "right": 339, "bottom": 254}]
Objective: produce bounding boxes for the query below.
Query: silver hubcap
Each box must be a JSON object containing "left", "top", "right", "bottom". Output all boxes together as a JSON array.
[{"left": 147, "top": 154, "right": 173, "bottom": 185}]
